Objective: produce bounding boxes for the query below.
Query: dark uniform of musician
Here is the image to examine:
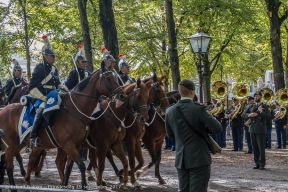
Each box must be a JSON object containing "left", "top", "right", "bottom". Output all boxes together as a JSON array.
[
  {"left": 117, "top": 55, "right": 136, "bottom": 86},
  {"left": 165, "top": 79, "right": 222, "bottom": 192},
  {"left": 208, "top": 98, "right": 225, "bottom": 147},
  {"left": 28, "top": 39, "right": 63, "bottom": 146},
  {"left": 0, "top": 80, "right": 2, "bottom": 88},
  {"left": 4, "top": 61, "right": 23, "bottom": 96},
  {"left": 243, "top": 96, "right": 254, "bottom": 154},
  {"left": 265, "top": 104, "right": 274, "bottom": 149},
  {"left": 274, "top": 102, "right": 287, "bottom": 149},
  {"left": 242, "top": 91, "right": 271, "bottom": 170},
  {"left": 228, "top": 97, "right": 243, "bottom": 151},
  {"left": 65, "top": 48, "right": 91, "bottom": 160}
]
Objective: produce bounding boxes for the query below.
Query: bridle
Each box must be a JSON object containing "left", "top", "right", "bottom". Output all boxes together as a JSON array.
[
  {"left": 150, "top": 80, "right": 168, "bottom": 110},
  {"left": 67, "top": 69, "right": 124, "bottom": 121}
]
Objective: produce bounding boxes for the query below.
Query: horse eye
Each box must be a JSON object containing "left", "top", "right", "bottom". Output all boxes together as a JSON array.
[{"left": 106, "top": 77, "right": 111, "bottom": 81}]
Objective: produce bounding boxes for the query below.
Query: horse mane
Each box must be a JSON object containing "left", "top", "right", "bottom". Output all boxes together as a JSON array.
[
  {"left": 76, "top": 70, "right": 98, "bottom": 91},
  {"left": 166, "top": 90, "right": 179, "bottom": 97},
  {"left": 123, "top": 82, "right": 137, "bottom": 95}
]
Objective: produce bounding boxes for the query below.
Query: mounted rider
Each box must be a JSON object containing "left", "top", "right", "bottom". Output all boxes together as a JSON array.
[
  {"left": 65, "top": 45, "right": 91, "bottom": 90},
  {"left": 29, "top": 35, "right": 67, "bottom": 147},
  {"left": 117, "top": 54, "right": 136, "bottom": 86},
  {"left": 4, "top": 59, "right": 25, "bottom": 96},
  {"left": 65, "top": 44, "right": 91, "bottom": 160}
]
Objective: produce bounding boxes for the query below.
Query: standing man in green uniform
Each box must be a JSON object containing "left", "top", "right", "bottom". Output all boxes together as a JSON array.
[
  {"left": 165, "top": 79, "right": 222, "bottom": 192},
  {"left": 242, "top": 91, "right": 271, "bottom": 170}
]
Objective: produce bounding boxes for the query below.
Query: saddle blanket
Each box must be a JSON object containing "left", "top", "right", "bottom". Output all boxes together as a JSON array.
[{"left": 18, "top": 90, "right": 62, "bottom": 144}]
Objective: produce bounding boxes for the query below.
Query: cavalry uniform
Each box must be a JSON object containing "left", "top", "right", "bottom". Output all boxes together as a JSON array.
[
  {"left": 118, "top": 71, "right": 136, "bottom": 86},
  {"left": 29, "top": 35, "right": 62, "bottom": 147},
  {"left": 65, "top": 67, "right": 90, "bottom": 90},
  {"left": 4, "top": 76, "right": 22, "bottom": 96}
]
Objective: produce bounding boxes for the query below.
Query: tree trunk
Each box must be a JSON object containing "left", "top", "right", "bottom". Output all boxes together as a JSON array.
[
  {"left": 19, "top": 0, "right": 31, "bottom": 79},
  {"left": 165, "top": 0, "right": 180, "bottom": 90},
  {"left": 265, "top": 0, "right": 285, "bottom": 90},
  {"left": 98, "top": 0, "right": 119, "bottom": 71},
  {"left": 78, "top": 0, "right": 93, "bottom": 72},
  {"left": 285, "top": 26, "right": 288, "bottom": 87}
]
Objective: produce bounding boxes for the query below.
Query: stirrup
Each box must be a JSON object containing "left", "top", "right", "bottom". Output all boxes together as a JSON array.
[{"left": 30, "top": 137, "right": 42, "bottom": 147}]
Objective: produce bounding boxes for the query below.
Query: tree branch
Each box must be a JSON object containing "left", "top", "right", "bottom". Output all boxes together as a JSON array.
[
  {"left": 279, "top": 8, "right": 288, "bottom": 26},
  {"left": 210, "top": 32, "right": 234, "bottom": 73},
  {"left": 175, "top": 10, "right": 188, "bottom": 36}
]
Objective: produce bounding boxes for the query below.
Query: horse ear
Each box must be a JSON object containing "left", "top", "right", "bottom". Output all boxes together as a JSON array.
[
  {"left": 137, "top": 78, "right": 141, "bottom": 88},
  {"left": 144, "top": 79, "right": 152, "bottom": 89},
  {"left": 153, "top": 73, "right": 157, "bottom": 82},
  {"left": 160, "top": 75, "right": 166, "bottom": 81},
  {"left": 101, "top": 60, "right": 106, "bottom": 71}
]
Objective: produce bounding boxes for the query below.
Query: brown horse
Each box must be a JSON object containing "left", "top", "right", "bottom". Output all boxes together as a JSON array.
[
  {"left": 7, "top": 78, "right": 29, "bottom": 104},
  {"left": 135, "top": 89, "right": 178, "bottom": 184},
  {"left": 56, "top": 78, "right": 150, "bottom": 190},
  {"left": 103, "top": 74, "right": 169, "bottom": 190},
  {"left": 0, "top": 65, "right": 126, "bottom": 191}
]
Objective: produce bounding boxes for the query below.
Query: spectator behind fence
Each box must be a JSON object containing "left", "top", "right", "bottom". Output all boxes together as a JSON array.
[{"left": 165, "top": 79, "right": 222, "bottom": 192}]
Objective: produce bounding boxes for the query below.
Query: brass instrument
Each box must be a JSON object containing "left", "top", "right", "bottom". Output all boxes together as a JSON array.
[
  {"left": 244, "top": 87, "right": 274, "bottom": 127},
  {"left": 274, "top": 88, "right": 288, "bottom": 120},
  {"left": 210, "top": 81, "right": 228, "bottom": 116},
  {"left": 230, "top": 83, "right": 250, "bottom": 120}
]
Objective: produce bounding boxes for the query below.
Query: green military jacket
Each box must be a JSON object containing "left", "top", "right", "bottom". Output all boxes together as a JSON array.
[
  {"left": 241, "top": 102, "right": 271, "bottom": 134},
  {"left": 165, "top": 98, "right": 222, "bottom": 169}
]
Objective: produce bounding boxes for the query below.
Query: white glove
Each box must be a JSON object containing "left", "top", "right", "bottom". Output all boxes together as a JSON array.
[
  {"left": 29, "top": 88, "right": 47, "bottom": 102},
  {"left": 58, "top": 84, "right": 69, "bottom": 92}
]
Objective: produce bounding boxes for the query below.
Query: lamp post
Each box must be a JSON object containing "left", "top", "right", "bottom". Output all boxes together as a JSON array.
[{"left": 188, "top": 31, "right": 211, "bottom": 103}]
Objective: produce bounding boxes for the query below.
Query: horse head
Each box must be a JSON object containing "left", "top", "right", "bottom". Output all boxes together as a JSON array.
[
  {"left": 124, "top": 78, "right": 149, "bottom": 124},
  {"left": 86, "top": 63, "right": 127, "bottom": 108},
  {"left": 144, "top": 73, "right": 169, "bottom": 116}
]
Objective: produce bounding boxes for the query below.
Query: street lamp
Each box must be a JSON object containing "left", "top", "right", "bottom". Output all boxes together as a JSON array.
[{"left": 188, "top": 31, "right": 211, "bottom": 103}]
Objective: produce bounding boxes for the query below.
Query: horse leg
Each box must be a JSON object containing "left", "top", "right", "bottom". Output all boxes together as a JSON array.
[
  {"left": 15, "top": 153, "right": 26, "bottom": 177},
  {"left": 136, "top": 139, "right": 156, "bottom": 179},
  {"left": 55, "top": 148, "right": 68, "bottom": 184},
  {"left": 64, "top": 145, "right": 87, "bottom": 190},
  {"left": 110, "top": 143, "right": 128, "bottom": 190},
  {"left": 106, "top": 148, "right": 120, "bottom": 177},
  {"left": 125, "top": 139, "right": 139, "bottom": 189},
  {"left": 155, "top": 140, "right": 166, "bottom": 184},
  {"left": 0, "top": 153, "right": 5, "bottom": 184},
  {"left": 34, "top": 150, "right": 47, "bottom": 177},
  {"left": 96, "top": 145, "right": 108, "bottom": 191},
  {"left": 86, "top": 148, "right": 96, "bottom": 181},
  {"left": 24, "top": 148, "right": 42, "bottom": 186},
  {"left": 63, "top": 158, "right": 75, "bottom": 186}
]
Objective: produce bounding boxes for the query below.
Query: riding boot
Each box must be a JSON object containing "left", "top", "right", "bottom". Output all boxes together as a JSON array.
[{"left": 30, "top": 107, "right": 44, "bottom": 147}]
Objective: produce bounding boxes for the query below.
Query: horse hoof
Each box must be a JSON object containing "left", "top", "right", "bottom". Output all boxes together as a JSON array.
[
  {"left": 102, "top": 181, "right": 107, "bottom": 186},
  {"left": 97, "top": 185, "right": 106, "bottom": 191},
  {"left": 35, "top": 172, "right": 41, "bottom": 177},
  {"left": 87, "top": 176, "right": 95, "bottom": 181},
  {"left": 120, "top": 185, "right": 128, "bottom": 190},
  {"left": 134, "top": 185, "right": 143, "bottom": 191},
  {"left": 158, "top": 178, "right": 166, "bottom": 185},
  {"left": 119, "top": 176, "right": 124, "bottom": 183},
  {"left": 136, "top": 170, "right": 143, "bottom": 178},
  {"left": 21, "top": 171, "right": 26, "bottom": 177}
]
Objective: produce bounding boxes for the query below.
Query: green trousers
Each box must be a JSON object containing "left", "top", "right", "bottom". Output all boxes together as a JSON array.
[
  {"left": 177, "top": 164, "right": 210, "bottom": 192},
  {"left": 250, "top": 133, "right": 266, "bottom": 167}
]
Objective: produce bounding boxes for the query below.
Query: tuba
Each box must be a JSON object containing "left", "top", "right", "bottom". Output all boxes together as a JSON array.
[
  {"left": 210, "top": 81, "right": 228, "bottom": 116},
  {"left": 230, "top": 83, "right": 250, "bottom": 120},
  {"left": 274, "top": 88, "right": 288, "bottom": 120},
  {"left": 260, "top": 87, "right": 274, "bottom": 105}
]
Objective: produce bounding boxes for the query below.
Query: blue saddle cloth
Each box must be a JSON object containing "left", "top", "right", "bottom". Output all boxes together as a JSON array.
[{"left": 18, "top": 90, "right": 62, "bottom": 144}]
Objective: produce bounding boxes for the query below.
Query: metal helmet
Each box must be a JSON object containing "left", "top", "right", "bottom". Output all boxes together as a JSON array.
[
  {"left": 101, "top": 47, "right": 116, "bottom": 62},
  {"left": 41, "top": 35, "right": 56, "bottom": 56},
  {"left": 75, "top": 44, "right": 87, "bottom": 62},
  {"left": 12, "top": 59, "right": 22, "bottom": 71},
  {"left": 118, "top": 54, "right": 130, "bottom": 71}
]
